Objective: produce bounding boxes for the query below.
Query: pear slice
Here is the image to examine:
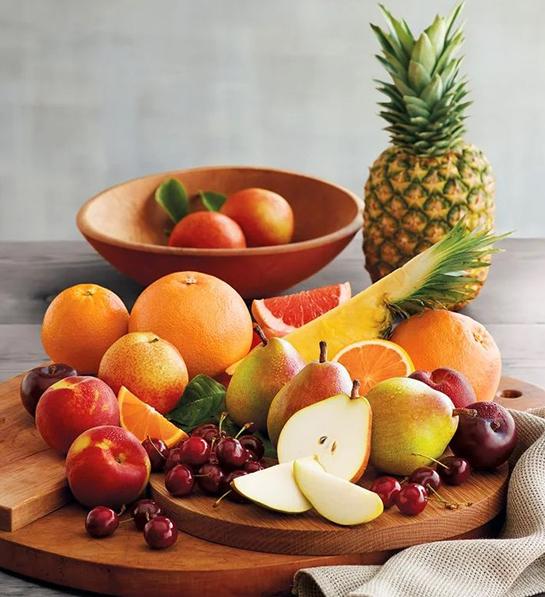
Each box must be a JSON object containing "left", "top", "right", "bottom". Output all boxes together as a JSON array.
[
  {"left": 277, "top": 388, "right": 372, "bottom": 482},
  {"left": 231, "top": 461, "right": 321, "bottom": 513},
  {"left": 293, "top": 458, "right": 384, "bottom": 526}
]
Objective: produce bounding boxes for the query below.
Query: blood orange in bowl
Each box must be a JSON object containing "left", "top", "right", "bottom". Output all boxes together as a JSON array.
[
  {"left": 332, "top": 339, "right": 414, "bottom": 396},
  {"left": 251, "top": 282, "right": 351, "bottom": 337}
]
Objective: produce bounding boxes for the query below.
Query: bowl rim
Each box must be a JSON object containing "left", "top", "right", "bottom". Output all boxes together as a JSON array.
[{"left": 76, "top": 165, "right": 363, "bottom": 256}]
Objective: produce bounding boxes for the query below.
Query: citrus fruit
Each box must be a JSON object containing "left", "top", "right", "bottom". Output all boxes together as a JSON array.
[
  {"left": 129, "top": 271, "right": 253, "bottom": 378},
  {"left": 168, "top": 212, "right": 246, "bottom": 249},
  {"left": 252, "top": 282, "right": 351, "bottom": 337},
  {"left": 118, "top": 386, "right": 187, "bottom": 448},
  {"left": 391, "top": 310, "right": 501, "bottom": 402},
  {"left": 41, "top": 284, "right": 129, "bottom": 374},
  {"left": 332, "top": 339, "right": 414, "bottom": 396},
  {"left": 98, "top": 332, "right": 189, "bottom": 414}
]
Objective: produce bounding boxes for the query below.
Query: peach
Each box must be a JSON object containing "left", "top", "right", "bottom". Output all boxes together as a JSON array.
[
  {"left": 221, "top": 188, "right": 294, "bottom": 246},
  {"left": 98, "top": 332, "right": 189, "bottom": 414},
  {"left": 410, "top": 368, "right": 477, "bottom": 408},
  {"left": 168, "top": 211, "right": 246, "bottom": 249},
  {"left": 66, "top": 425, "right": 150, "bottom": 508},
  {"left": 35, "top": 376, "right": 120, "bottom": 454}
]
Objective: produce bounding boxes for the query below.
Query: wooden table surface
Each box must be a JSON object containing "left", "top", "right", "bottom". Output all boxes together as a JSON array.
[{"left": 0, "top": 235, "right": 544, "bottom": 595}]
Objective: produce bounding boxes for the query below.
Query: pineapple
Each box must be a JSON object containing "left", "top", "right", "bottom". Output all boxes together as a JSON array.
[{"left": 364, "top": 3, "right": 495, "bottom": 302}]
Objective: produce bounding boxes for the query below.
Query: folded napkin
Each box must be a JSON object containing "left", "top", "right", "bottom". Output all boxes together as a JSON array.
[{"left": 293, "top": 408, "right": 545, "bottom": 597}]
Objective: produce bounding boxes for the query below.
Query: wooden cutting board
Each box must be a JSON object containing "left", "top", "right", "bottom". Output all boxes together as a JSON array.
[{"left": 0, "top": 372, "right": 543, "bottom": 596}]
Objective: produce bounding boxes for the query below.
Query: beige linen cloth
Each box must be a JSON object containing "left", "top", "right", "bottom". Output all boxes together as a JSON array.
[{"left": 293, "top": 408, "right": 545, "bottom": 597}]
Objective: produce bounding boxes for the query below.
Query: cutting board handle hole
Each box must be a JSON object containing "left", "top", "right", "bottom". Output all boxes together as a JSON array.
[{"left": 498, "top": 389, "right": 523, "bottom": 399}]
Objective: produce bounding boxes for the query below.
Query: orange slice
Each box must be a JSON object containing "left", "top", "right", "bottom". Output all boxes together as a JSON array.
[
  {"left": 332, "top": 340, "right": 414, "bottom": 396},
  {"left": 118, "top": 386, "right": 187, "bottom": 448}
]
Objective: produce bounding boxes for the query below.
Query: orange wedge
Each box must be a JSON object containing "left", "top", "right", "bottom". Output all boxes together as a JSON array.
[
  {"left": 332, "top": 340, "right": 414, "bottom": 396},
  {"left": 118, "top": 386, "right": 187, "bottom": 448}
]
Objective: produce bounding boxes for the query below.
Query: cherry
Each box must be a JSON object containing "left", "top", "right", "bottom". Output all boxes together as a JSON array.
[
  {"left": 191, "top": 423, "right": 220, "bottom": 445},
  {"left": 131, "top": 499, "right": 162, "bottom": 531},
  {"left": 239, "top": 435, "right": 265, "bottom": 461},
  {"left": 395, "top": 483, "right": 428, "bottom": 516},
  {"left": 214, "top": 470, "right": 249, "bottom": 506},
  {"left": 164, "top": 447, "right": 184, "bottom": 472},
  {"left": 179, "top": 436, "right": 210, "bottom": 467},
  {"left": 197, "top": 463, "right": 225, "bottom": 495},
  {"left": 142, "top": 438, "right": 169, "bottom": 472},
  {"left": 144, "top": 516, "right": 178, "bottom": 549},
  {"left": 438, "top": 456, "right": 471, "bottom": 486},
  {"left": 370, "top": 476, "right": 402, "bottom": 509},
  {"left": 20, "top": 363, "right": 77, "bottom": 417},
  {"left": 85, "top": 506, "right": 119, "bottom": 538},
  {"left": 409, "top": 467, "right": 441, "bottom": 494},
  {"left": 216, "top": 437, "right": 249, "bottom": 469},
  {"left": 165, "top": 464, "right": 194, "bottom": 497},
  {"left": 243, "top": 460, "right": 264, "bottom": 474}
]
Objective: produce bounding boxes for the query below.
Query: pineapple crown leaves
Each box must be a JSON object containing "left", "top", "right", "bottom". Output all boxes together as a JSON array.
[
  {"left": 386, "top": 221, "right": 511, "bottom": 318},
  {"left": 372, "top": 2, "right": 470, "bottom": 156}
]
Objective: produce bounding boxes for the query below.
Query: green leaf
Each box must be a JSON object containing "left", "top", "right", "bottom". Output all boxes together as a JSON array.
[
  {"left": 155, "top": 178, "right": 189, "bottom": 223},
  {"left": 199, "top": 191, "right": 227, "bottom": 212},
  {"left": 166, "top": 375, "right": 227, "bottom": 432}
]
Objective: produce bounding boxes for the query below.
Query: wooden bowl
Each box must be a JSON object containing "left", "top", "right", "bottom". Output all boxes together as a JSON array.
[{"left": 76, "top": 166, "right": 362, "bottom": 298}]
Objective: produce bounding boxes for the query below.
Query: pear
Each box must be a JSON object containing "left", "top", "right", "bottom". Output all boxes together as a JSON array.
[
  {"left": 277, "top": 380, "right": 372, "bottom": 482},
  {"left": 267, "top": 341, "right": 353, "bottom": 446},
  {"left": 293, "top": 458, "right": 383, "bottom": 526},
  {"left": 366, "top": 377, "right": 460, "bottom": 475},
  {"left": 226, "top": 326, "right": 305, "bottom": 432},
  {"left": 231, "top": 460, "right": 321, "bottom": 513}
]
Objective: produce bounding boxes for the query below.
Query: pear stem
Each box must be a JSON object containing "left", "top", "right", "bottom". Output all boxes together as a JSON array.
[
  {"left": 452, "top": 408, "right": 478, "bottom": 418},
  {"left": 350, "top": 379, "right": 361, "bottom": 399},
  {"left": 411, "top": 452, "right": 449, "bottom": 470},
  {"left": 253, "top": 324, "right": 268, "bottom": 346},
  {"left": 319, "top": 341, "right": 327, "bottom": 363}
]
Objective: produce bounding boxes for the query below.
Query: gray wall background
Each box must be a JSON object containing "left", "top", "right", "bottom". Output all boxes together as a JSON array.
[{"left": 1, "top": 0, "right": 543, "bottom": 241}]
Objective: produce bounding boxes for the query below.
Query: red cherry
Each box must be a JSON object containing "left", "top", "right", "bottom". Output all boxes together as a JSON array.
[
  {"left": 438, "top": 456, "right": 471, "bottom": 485},
  {"left": 85, "top": 506, "right": 119, "bottom": 538},
  {"left": 165, "top": 464, "right": 194, "bottom": 497},
  {"left": 243, "top": 460, "right": 264, "bottom": 473},
  {"left": 239, "top": 435, "right": 265, "bottom": 461},
  {"left": 179, "top": 436, "right": 210, "bottom": 467},
  {"left": 131, "top": 499, "right": 162, "bottom": 531},
  {"left": 219, "top": 470, "right": 248, "bottom": 503},
  {"left": 216, "top": 437, "right": 249, "bottom": 469},
  {"left": 142, "top": 438, "right": 169, "bottom": 472},
  {"left": 409, "top": 467, "right": 441, "bottom": 494},
  {"left": 164, "top": 447, "right": 184, "bottom": 472},
  {"left": 144, "top": 516, "right": 178, "bottom": 549},
  {"left": 370, "top": 476, "right": 402, "bottom": 509},
  {"left": 395, "top": 483, "right": 428, "bottom": 516},
  {"left": 197, "top": 463, "right": 225, "bottom": 495}
]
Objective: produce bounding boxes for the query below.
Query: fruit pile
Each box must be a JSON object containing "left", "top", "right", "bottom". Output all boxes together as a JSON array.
[{"left": 155, "top": 179, "right": 295, "bottom": 249}]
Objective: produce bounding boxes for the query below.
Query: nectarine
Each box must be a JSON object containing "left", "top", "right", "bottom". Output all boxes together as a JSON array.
[
  {"left": 168, "top": 211, "right": 246, "bottom": 249},
  {"left": 35, "top": 376, "right": 120, "bottom": 454},
  {"left": 66, "top": 425, "right": 150, "bottom": 508}
]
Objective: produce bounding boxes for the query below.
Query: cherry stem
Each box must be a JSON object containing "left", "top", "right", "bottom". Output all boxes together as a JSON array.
[
  {"left": 253, "top": 324, "right": 268, "bottom": 346},
  {"left": 427, "top": 486, "right": 472, "bottom": 510},
  {"left": 411, "top": 452, "right": 449, "bottom": 470},
  {"left": 319, "top": 341, "right": 327, "bottom": 363},
  {"left": 218, "top": 412, "right": 228, "bottom": 436},
  {"left": 146, "top": 435, "right": 167, "bottom": 461},
  {"left": 452, "top": 408, "right": 478, "bottom": 418},
  {"left": 350, "top": 379, "right": 361, "bottom": 399},
  {"left": 117, "top": 505, "right": 126, "bottom": 517},
  {"left": 235, "top": 422, "right": 253, "bottom": 439},
  {"left": 213, "top": 490, "right": 231, "bottom": 508}
]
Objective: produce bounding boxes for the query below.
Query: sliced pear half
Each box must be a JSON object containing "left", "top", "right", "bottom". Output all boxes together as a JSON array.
[
  {"left": 293, "top": 457, "right": 383, "bottom": 526},
  {"left": 277, "top": 391, "right": 372, "bottom": 482},
  {"left": 231, "top": 460, "right": 321, "bottom": 513}
]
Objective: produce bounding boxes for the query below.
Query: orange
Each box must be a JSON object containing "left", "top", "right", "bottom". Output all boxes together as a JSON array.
[
  {"left": 168, "top": 212, "right": 247, "bottom": 249},
  {"left": 252, "top": 282, "right": 351, "bottom": 337},
  {"left": 41, "top": 284, "right": 129, "bottom": 374},
  {"left": 333, "top": 339, "right": 414, "bottom": 396},
  {"left": 118, "top": 386, "right": 187, "bottom": 447},
  {"left": 129, "top": 271, "right": 253, "bottom": 378},
  {"left": 98, "top": 332, "right": 189, "bottom": 414},
  {"left": 391, "top": 310, "right": 501, "bottom": 402}
]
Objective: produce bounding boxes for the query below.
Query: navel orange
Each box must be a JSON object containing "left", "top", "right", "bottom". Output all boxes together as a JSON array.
[
  {"left": 129, "top": 272, "right": 253, "bottom": 378},
  {"left": 391, "top": 310, "right": 501, "bottom": 402},
  {"left": 41, "top": 284, "right": 129, "bottom": 373}
]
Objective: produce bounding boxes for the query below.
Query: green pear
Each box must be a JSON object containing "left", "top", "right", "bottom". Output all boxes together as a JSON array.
[
  {"left": 267, "top": 341, "right": 353, "bottom": 445},
  {"left": 226, "top": 326, "right": 305, "bottom": 432},
  {"left": 366, "top": 377, "right": 459, "bottom": 475}
]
